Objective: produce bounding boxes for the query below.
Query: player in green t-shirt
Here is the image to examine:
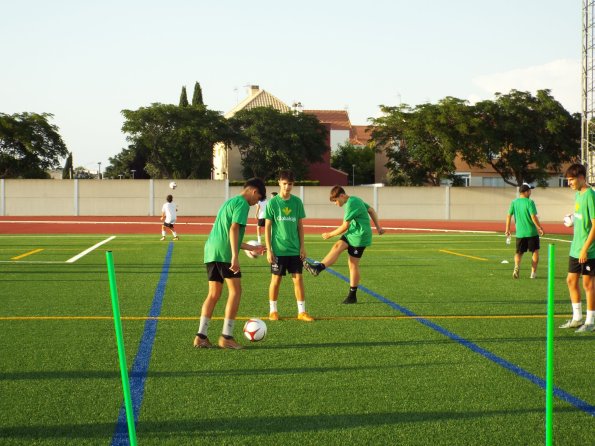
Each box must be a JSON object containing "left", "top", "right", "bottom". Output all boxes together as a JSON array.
[
  {"left": 504, "top": 183, "right": 544, "bottom": 279},
  {"left": 559, "top": 163, "right": 595, "bottom": 333},
  {"left": 193, "top": 178, "right": 267, "bottom": 349},
  {"left": 264, "top": 170, "right": 313, "bottom": 321},
  {"left": 303, "top": 185, "right": 385, "bottom": 304}
]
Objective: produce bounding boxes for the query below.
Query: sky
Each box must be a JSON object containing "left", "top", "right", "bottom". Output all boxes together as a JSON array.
[{"left": 0, "top": 0, "right": 582, "bottom": 173}]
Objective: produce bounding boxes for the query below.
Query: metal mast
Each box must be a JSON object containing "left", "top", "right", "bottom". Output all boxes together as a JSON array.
[{"left": 582, "top": 0, "right": 595, "bottom": 181}]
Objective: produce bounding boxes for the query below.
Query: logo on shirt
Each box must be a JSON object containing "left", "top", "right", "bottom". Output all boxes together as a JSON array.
[{"left": 282, "top": 207, "right": 292, "bottom": 216}]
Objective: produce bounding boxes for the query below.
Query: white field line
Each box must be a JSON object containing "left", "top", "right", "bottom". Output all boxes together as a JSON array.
[{"left": 66, "top": 236, "right": 116, "bottom": 263}]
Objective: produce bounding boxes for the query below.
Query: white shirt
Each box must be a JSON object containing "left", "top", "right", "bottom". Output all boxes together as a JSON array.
[
  {"left": 162, "top": 202, "right": 177, "bottom": 223},
  {"left": 257, "top": 199, "right": 267, "bottom": 219}
]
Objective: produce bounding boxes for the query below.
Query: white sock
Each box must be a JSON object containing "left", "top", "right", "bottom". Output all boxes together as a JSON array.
[
  {"left": 222, "top": 318, "right": 235, "bottom": 337},
  {"left": 269, "top": 300, "right": 277, "bottom": 313},
  {"left": 198, "top": 316, "right": 210, "bottom": 337},
  {"left": 172, "top": 231, "right": 177, "bottom": 237},
  {"left": 257, "top": 235, "right": 261, "bottom": 244},
  {"left": 586, "top": 310, "right": 595, "bottom": 325},
  {"left": 572, "top": 302, "right": 582, "bottom": 321},
  {"left": 161, "top": 230, "right": 166, "bottom": 236},
  {"left": 297, "top": 300, "right": 306, "bottom": 314}
]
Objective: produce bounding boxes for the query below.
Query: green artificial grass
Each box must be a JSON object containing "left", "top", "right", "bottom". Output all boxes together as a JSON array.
[{"left": 0, "top": 233, "right": 593, "bottom": 445}]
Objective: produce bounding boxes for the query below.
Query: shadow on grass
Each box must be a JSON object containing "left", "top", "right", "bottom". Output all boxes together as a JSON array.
[{"left": 0, "top": 407, "right": 578, "bottom": 440}]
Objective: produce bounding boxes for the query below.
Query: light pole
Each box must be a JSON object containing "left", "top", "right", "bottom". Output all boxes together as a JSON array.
[
  {"left": 98, "top": 162, "right": 102, "bottom": 180},
  {"left": 352, "top": 164, "right": 355, "bottom": 186},
  {"left": 131, "top": 169, "right": 136, "bottom": 179},
  {"left": 118, "top": 174, "right": 123, "bottom": 180}
]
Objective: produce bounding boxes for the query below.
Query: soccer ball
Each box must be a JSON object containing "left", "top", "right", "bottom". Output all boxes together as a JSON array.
[
  {"left": 243, "top": 318, "right": 267, "bottom": 342},
  {"left": 169, "top": 181, "right": 177, "bottom": 190},
  {"left": 244, "top": 240, "right": 263, "bottom": 258},
  {"left": 563, "top": 214, "right": 574, "bottom": 227}
]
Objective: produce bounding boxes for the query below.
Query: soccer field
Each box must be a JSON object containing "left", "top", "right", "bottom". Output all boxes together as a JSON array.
[{"left": 0, "top": 233, "right": 593, "bottom": 445}]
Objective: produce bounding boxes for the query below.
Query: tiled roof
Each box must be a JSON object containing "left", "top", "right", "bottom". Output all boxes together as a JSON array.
[
  {"left": 350, "top": 125, "right": 373, "bottom": 146},
  {"left": 303, "top": 110, "right": 351, "bottom": 130},
  {"left": 225, "top": 88, "right": 290, "bottom": 118}
]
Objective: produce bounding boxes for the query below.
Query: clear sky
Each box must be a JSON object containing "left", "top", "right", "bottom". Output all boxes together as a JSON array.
[{"left": 1, "top": 0, "right": 581, "bottom": 173}]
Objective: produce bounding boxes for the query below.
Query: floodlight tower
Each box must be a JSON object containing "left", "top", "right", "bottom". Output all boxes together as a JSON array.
[{"left": 582, "top": 0, "right": 595, "bottom": 181}]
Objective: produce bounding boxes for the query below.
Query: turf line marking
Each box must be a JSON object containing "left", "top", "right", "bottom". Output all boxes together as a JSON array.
[
  {"left": 10, "top": 248, "right": 44, "bottom": 260},
  {"left": 66, "top": 236, "right": 116, "bottom": 263},
  {"left": 439, "top": 249, "right": 488, "bottom": 261},
  {"left": 319, "top": 265, "right": 595, "bottom": 417},
  {"left": 111, "top": 241, "right": 173, "bottom": 446}
]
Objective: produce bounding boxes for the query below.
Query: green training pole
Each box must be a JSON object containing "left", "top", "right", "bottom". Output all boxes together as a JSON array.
[
  {"left": 106, "top": 251, "right": 138, "bottom": 446},
  {"left": 545, "top": 244, "right": 555, "bottom": 446}
]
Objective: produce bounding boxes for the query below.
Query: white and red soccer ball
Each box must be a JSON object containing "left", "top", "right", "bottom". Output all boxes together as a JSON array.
[
  {"left": 169, "top": 181, "right": 177, "bottom": 190},
  {"left": 243, "top": 318, "right": 267, "bottom": 342},
  {"left": 563, "top": 214, "right": 574, "bottom": 227},
  {"left": 244, "top": 240, "right": 263, "bottom": 259}
]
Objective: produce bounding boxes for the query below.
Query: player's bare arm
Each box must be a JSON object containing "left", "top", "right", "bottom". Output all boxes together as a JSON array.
[
  {"left": 368, "top": 207, "right": 385, "bottom": 235},
  {"left": 322, "top": 220, "right": 350, "bottom": 240},
  {"left": 579, "top": 219, "right": 595, "bottom": 263},
  {"left": 531, "top": 215, "right": 544, "bottom": 236},
  {"left": 265, "top": 219, "right": 275, "bottom": 264},
  {"left": 298, "top": 219, "right": 306, "bottom": 260},
  {"left": 505, "top": 214, "right": 512, "bottom": 236},
  {"left": 229, "top": 223, "right": 241, "bottom": 273}
]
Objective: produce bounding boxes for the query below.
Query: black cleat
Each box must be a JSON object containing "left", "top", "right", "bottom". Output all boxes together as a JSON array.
[
  {"left": 342, "top": 295, "right": 357, "bottom": 304},
  {"left": 303, "top": 260, "right": 320, "bottom": 276}
]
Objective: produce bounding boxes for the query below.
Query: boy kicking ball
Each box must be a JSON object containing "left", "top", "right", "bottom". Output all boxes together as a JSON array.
[
  {"left": 559, "top": 163, "right": 595, "bottom": 333},
  {"left": 303, "top": 186, "right": 384, "bottom": 304}
]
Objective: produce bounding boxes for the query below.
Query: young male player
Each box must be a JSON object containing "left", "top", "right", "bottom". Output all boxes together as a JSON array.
[
  {"left": 559, "top": 163, "right": 595, "bottom": 333},
  {"left": 160, "top": 194, "right": 179, "bottom": 241},
  {"left": 193, "top": 178, "right": 267, "bottom": 349},
  {"left": 504, "top": 183, "right": 544, "bottom": 279},
  {"left": 303, "top": 186, "right": 384, "bottom": 304},
  {"left": 265, "top": 171, "right": 313, "bottom": 321}
]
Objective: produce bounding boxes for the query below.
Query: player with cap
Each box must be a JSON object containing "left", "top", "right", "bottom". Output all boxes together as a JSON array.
[{"left": 504, "top": 182, "right": 544, "bottom": 279}]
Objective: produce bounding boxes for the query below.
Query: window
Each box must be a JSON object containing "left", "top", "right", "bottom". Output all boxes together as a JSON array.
[
  {"left": 482, "top": 177, "right": 506, "bottom": 187},
  {"left": 559, "top": 176, "right": 569, "bottom": 188}
]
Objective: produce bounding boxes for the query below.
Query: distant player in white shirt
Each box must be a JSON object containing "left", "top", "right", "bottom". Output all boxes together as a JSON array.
[
  {"left": 255, "top": 192, "right": 277, "bottom": 244},
  {"left": 160, "top": 194, "right": 179, "bottom": 241}
]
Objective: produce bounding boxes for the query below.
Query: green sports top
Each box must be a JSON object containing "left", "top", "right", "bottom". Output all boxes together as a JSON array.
[
  {"left": 570, "top": 187, "right": 595, "bottom": 259},
  {"left": 265, "top": 194, "right": 306, "bottom": 256},
  {"left": 507, "top": 197, "right": 538, "bottom": 238},
  {"left": 204, "top": 195, "right": 250, "bottom": 263},
  {"left": 343, "top": 196, "right": 373, "bottom": 247}
]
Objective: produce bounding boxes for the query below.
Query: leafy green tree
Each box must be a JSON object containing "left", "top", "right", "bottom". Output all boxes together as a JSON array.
[
  {"left": 104, "top": 144, "right": 149, "bottom": 179},
  {"left": 120, "top": 103, "right": 231, "bottom": 178},
  {"left": 331, "top": 142, "right": 375, "bottom": 185},
  {"left": 462, "top": 89, "right": 580, "bottom": 186},
  {"left": 192, "top": 82, "right": 204, "bottom": 106},
  {"left": 62, "top": 152, "right": 73, "bottom": 179},
  {"left": 179, "top": 86, "right": 189, "bottom": 107},
  {"left": 370, "top": 97, "right": 471, "bottom": 185},
  {"left": 72, "top": 166, "right": 94, "bottom": 179},
  {"left": 0, "top": 112, "right": 68, "bottom": 178},
  {"left": 228, "top": 107, "right": 327, "bottom": 181}
]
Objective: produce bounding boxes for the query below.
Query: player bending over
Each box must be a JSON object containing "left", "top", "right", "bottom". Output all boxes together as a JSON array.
[{"left": 303, "top": 186, "right": 384, "bottom": 304}]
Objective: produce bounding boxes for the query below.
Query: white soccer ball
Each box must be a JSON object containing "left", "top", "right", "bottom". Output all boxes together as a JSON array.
[
  {"left": 563, "top": 214, "right": 574, "bottom": 227},
  {"left": 169, "top": 181, "right": 177, "bottom": 190},
  {"left": 244, "top": 240, "right": 263, "bottom": 258},
  {"left": 243, "top": 318, "right": 267, "bottom": 342}
]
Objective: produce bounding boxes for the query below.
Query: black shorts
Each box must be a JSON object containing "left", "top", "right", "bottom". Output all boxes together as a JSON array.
[
  {"left": 257, "top": 218, "right": 266, "bottom": 227},
  {"left": 206, "top": 262, "right": 241, "bottom": 283},
  {"left": 568, "top": 257, "right": 595, "bottom": 276},
  {"left": 340, "top": 235, "right": 366, "bottom": 258},
  {"left": 271, "top": 255, "right": 303, "bottom": 276},
  {"left": 163, "top": 222, "right": 175, "bottom": 229},
  {"left": 515, "top": 236, "right": 540, "bottom": 254}
]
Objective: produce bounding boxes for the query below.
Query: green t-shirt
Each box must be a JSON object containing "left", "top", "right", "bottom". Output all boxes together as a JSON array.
[
  {"left": 570, "top": 188, "right": 595, "bottom": 259},
  {"left": 204, "top": 195, "right": 250, "bottom": 263},
  {"left": 507, "top": 197, "right": 538, "bottom": 238},
  {"left": 265, "top": 194, "right": 306, "bottom": 256},
  {"left": 344, "top": 196, "right": 372, "bottom": 247}
]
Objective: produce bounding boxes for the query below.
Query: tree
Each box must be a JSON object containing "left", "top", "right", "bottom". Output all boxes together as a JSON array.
[
  {"left": 228, "top": 107, "right": 327, "bottom": 181},
  {"left": 192, "top": 82, "right": 204, "bottom": 106},
  {"left": 331, "top": 142, "right": 375, "bottom": 185},
  {"left": 62, "top": 152, "right": 73, "bottom": 179},
  {"left": 179, "top": 86, "right": 189, "bottom": 107},
  {"left": 370, "top": 98, "right": 471, "bottom": 185},
  {"left": 119, "top": 103, "right": 231, "bottom": 178},
  {"left": 104, "top": 144, "right": 149, "bottom": 179},
  {"left": 462, "top": 90, "right": 580, "bottom": 186},
  {"left": 0, "top": 112, "right": 68, "bottom": 178}
]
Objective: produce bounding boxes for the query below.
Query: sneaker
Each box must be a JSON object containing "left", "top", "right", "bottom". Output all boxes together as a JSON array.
[
  {"left": 575, "top": 323, "right": 595, "bottom": 333},
  {"left": 218, "top": 336, "right": 243, "bottom": 350},
  {"left": 173, "top": 236, "right": 179, "bottom": 241},
  {"left": 303, "top": 260, "right": 320, "bottom": 276},
  {"left": 512, "top": 266, "right": 519, "bottom": 279},
  {"left": 160, "top": 236, "right": 166, "bottom": 241},
  {"left": 193, "top": 335, "right": 213, "bottom": 349},
  {"left": 530, "top": 272, "right": 537, "bottom": 279},
  {"left": 559, "top": 319, "right": 583, "bottom": 329},
  {"left": 297, "top": 312, "right": 314, "bottom": 322},
  {"left": 269, "top": 311, "right": 279, "bottom": 321},
  {"left": 342, "top": 295, "right": 357, "bottom": 304}
]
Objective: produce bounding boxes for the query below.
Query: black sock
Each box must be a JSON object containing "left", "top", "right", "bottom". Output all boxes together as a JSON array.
[{"left": 349, "top": 287, "right": 357, "bottom": 297}]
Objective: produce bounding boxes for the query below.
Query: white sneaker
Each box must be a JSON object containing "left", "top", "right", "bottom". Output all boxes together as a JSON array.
[
  {"left": 512, "top": 266, "right": 519, "bottom": 279},
  {"left": 575, "top": 323, "right": 595, "bottom": 333},
  {"left": 160, "top": 236, "right": 165, "bottom": 241},
  {"left": 530, "top": 272, "right": 537, "bottom": 279},
  {"left": 559, "top": 319, "right": 583, "bottom": 329}
]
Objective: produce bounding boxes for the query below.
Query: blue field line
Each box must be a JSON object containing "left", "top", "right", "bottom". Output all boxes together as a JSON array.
[
  {"left": 111, "top": 242, "right": 174, "bottom": 446},
  {"left": 321, "top": 266, "right": 595, "bottom": 418}
]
